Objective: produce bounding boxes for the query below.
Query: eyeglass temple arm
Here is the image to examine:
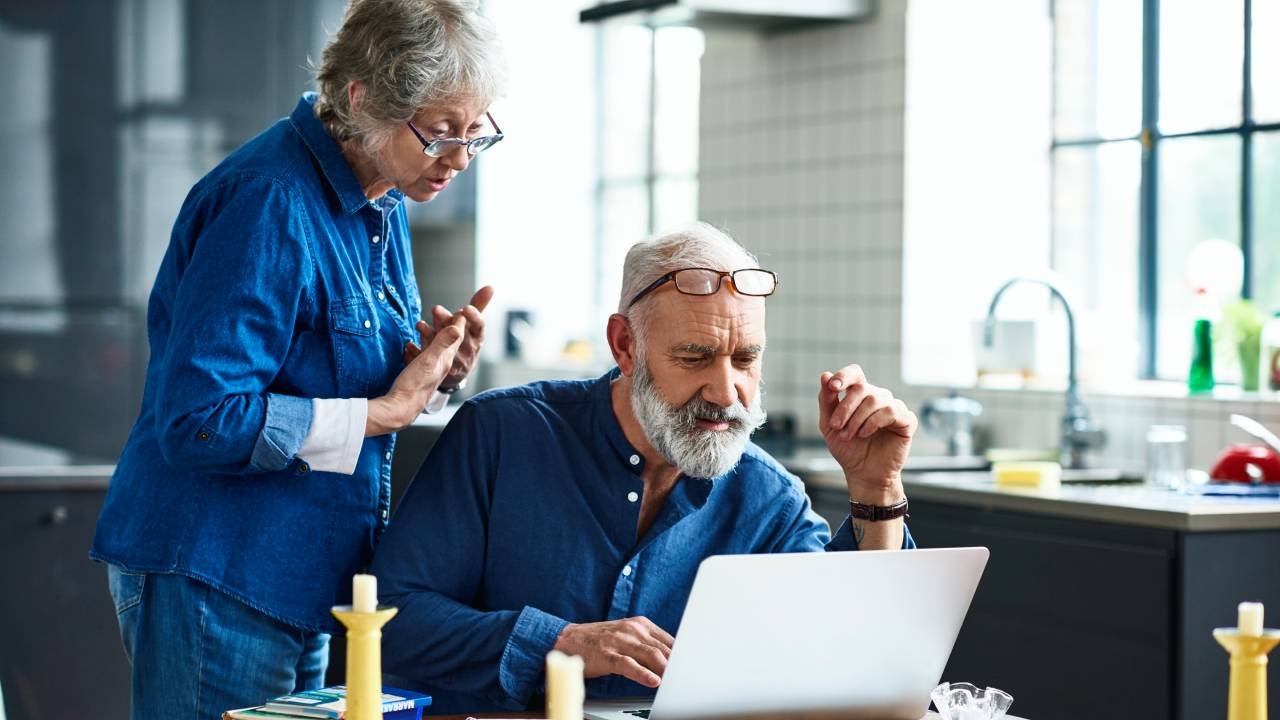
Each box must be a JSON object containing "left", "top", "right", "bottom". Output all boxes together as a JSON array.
[
  {"left": 626, "top": 272, "right": 676, "bottom": 310},
  {"left": 406, "top": 120, "right": 430, "bottom": 145},
  {"left": 487, "top": 112, "right": 503, "bottom": 135}
]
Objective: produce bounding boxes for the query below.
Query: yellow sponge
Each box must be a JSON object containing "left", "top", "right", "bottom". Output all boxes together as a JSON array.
[{"left": 992, "top": 461, "right": 1062, "bottom": 489}]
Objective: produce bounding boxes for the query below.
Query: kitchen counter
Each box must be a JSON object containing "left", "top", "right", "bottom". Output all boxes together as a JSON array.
[
  {"left": 0, "top": 464, "right": 114, "bottom": 490},
  {"left": 782, "top": 451, "right": 1280, "bottom": 532},
  {"left": 898, "top": 472, "right": 1280, "bottom": 532}
]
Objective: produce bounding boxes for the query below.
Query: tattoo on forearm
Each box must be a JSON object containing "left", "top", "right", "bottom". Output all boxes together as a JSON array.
[{"left": 852, "top": 520, "right": 866, "bottom": 546}]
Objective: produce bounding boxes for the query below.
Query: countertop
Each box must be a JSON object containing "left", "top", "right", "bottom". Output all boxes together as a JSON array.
[
  {"left": 0, "top": 463, "right": 114, "bottom": 490},
  {"left": 784, "top": 449, "right": 1280, "bottom": 531}
]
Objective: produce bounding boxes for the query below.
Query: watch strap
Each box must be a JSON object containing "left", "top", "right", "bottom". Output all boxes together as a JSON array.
[{"left": 849, "top": 497, "right": 909, "bottom": 522}]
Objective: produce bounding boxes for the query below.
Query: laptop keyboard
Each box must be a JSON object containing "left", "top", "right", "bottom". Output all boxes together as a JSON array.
[{"left": 623, "top": 711, "right": 651, "bottom": 718}]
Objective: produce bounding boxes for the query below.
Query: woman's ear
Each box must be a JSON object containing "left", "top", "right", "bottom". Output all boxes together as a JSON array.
[{"left": 346, "top": 81, "right": 365, "bottom": 114}]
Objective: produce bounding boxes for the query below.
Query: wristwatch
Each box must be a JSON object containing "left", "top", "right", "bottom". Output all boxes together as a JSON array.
[
  {"left": 437, "top": 378, "right": 467, "bottom": 395},
  {"left": 849, "top": 497, "right": 909, "bottom": 522}
]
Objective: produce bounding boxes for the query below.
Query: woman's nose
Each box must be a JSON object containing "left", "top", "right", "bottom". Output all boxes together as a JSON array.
[{"left": 441, "top": 144, "right": 471, "bottom": 171}]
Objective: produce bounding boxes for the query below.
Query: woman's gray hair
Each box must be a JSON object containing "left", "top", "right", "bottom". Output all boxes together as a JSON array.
[
  {"left": 314, "top": 0, "right": 507, "bottom": 151},
  {"left": 619, "top": 222, "right": 760, "bottom": 346}
]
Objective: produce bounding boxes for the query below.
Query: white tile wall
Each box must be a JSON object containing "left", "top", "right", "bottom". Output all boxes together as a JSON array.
[{"left": 698, "top": 0, "right": 1279, "bottom": 472}]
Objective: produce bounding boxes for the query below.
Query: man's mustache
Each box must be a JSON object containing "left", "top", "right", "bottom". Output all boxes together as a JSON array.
[{"left": 675, "top": 397, "right": 752, "bottom": 428}]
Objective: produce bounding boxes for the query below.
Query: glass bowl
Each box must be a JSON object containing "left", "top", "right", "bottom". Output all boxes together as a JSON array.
[{"left": 930, "top": 682, "right": 1014, "bottom": 720}]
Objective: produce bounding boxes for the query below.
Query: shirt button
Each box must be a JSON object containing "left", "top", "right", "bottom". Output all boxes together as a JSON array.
[
  {"left": 385, "top": 451, "right": 393, "bottom": 461},
  {"left": 197, "top": 431, "right": 210, "bottom": 441},
  {"left": 296, "top": 462, "right": 310, "bottom": 474},
  {"left": 382, "top": 509, "right": 389, "bottom": 519},
  {"left": 377, "top": 291, "right": 385, "bottom": 301},
  {"left": 629, "top": 454, "right": 640, "bottom": 466},
  {"left": 622, "top": 565, "right": 633, "bottom": 577},
  {"left": 363, "top": 320, "right": 371, "bottom": 329},
  {"left": 372, "top": 235, "right": 381, "bottom": 244},
  {"left": 627, "top": 491, "right": 639, "bottom": 503}
]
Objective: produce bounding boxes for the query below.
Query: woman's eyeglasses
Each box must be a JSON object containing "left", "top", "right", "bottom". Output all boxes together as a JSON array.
[
  {"left": 626, "top": 267, "right": 778, "bottom": 309},
  {"left": 406, "top": 112, "right": 504, "bottom": 157}
]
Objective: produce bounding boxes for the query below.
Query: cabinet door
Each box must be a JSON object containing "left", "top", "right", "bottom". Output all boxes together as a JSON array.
[
  {"left": 1178, "top": 531, "right": 1280, "bottom": 720},
  {"left": 909, "top": 499, "right": 1177, "bottom": 720},
  {"left": 0, "top": 488, "right": 131, "bottom": 720}
]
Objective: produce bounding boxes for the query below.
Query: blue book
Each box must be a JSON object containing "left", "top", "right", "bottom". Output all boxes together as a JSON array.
[{"left": 224, "top": 685, "right": 431, "bottom": 720}]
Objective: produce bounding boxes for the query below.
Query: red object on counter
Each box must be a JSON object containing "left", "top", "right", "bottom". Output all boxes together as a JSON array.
[{"left": 1209, "top": 444, "right": 1280, "bottom": 484}]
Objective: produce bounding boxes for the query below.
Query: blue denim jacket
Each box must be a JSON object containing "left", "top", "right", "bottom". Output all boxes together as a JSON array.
[
  {"left": 371, "top": 371, "right": 916, "bottom": 713},
  {"left": 91, "top": 93, "right": 423, "bottom": 632}
]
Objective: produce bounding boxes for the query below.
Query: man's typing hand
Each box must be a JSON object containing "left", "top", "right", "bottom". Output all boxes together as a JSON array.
[{"left": 553, "top": 617, "right": 674, "bottom": 688}]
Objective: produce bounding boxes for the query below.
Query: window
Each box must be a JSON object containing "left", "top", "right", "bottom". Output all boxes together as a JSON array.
[
  {"left": 901, "top": 0, "right": 1053, "bottom": 388},
  {"left": 1052, "top": 0, "right": 1280, "bottom": 382},
  {"left": 595, "top": 23, "right": 703, "bottom": 331},
  {"left": 475, "top": 9, "right": 701, "bottom": 364}
]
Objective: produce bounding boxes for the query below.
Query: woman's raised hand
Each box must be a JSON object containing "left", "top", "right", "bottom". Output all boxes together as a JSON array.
[{"left": 368, "top": 315, "right": 466, "bottom": 436}]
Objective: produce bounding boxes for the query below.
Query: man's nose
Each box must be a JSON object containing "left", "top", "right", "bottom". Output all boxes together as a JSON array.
[{"left": 701, "top": 361, "right": 739, "bottom": 408}]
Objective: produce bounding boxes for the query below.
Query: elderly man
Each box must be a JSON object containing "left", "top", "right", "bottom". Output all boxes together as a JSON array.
[{"left": 371, "top": 223, "right": 918, "bottom": 713}]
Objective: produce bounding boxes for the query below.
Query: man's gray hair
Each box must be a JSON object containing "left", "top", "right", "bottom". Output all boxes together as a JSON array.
[
  {"left": 618, "top": 223, "right": 760, "bottom": 342},
  {"left": 314, "top": 0, "right": 507, "bottom": 151}
]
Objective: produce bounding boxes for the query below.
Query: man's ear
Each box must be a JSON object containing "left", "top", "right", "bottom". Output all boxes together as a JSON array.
[
  {"left": 607, "top": 313, "right": 638, "bottom": 376},
  {"left": 346, "top": 81, "right": 365, "bottom": 114}
]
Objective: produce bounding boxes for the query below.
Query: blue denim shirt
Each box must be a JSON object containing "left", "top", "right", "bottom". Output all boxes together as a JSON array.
[
  {"left": 91, "top": 93, "right": 424, "bottom": 632},
  {"left": 371, "top": 370, "right": 916, "bottom": 713}
]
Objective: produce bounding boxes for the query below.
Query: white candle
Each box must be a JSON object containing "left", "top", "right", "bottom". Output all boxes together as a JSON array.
[
  {"left": 545, "top": 650, "right": 584, "bottom": 720},
  {"left": 1239, "top": 601, "right": 1264, "bottom": 636},
  {"left": 353, "top": 574, "right": 377, "bottom": 613}
]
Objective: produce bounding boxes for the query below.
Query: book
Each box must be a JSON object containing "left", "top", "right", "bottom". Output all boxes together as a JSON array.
[{"left": 222, "top": 685, "right": 431, "bottom": 720}]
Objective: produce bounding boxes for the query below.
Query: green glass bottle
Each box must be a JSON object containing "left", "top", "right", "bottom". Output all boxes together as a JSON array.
[{"left": 1188, "top": 290, "right": 1215, "bottom": 394}]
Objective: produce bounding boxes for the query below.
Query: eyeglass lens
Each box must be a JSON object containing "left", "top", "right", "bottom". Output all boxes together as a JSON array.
[
  {"left": 672, "top": 268, "right": 775, "bottom": 296},
  {"left": 426, "top": 137, "right": 496, "bottom": 157}
]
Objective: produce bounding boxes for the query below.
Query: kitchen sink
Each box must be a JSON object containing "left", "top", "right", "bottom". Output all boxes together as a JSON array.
[{"left": 1059, "top": 467, "right": 1143, "bottom": 483}]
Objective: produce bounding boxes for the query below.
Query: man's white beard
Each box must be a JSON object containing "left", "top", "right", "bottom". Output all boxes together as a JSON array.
[{"left": 630, "top": 357, "right": 767, "bottom": 479}]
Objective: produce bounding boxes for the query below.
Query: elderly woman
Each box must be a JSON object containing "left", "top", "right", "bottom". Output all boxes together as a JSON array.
[{"left": 89, "top": 0, "right": 506, "bottom": 716}]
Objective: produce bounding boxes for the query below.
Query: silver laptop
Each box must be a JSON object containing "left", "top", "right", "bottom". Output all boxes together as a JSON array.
[{"left": 584, "top": 547, "right": 989, "bottom": 720}]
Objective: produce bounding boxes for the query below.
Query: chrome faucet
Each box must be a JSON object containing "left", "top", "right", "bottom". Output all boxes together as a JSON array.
[{"left": 982, "top": 277, "right": 1106, "bottom": 469}]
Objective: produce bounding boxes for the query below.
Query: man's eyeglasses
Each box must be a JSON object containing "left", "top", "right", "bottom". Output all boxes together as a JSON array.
[
  {"left": 626, "top": 267, "right": 778, "bottom": 309},
  {"left": 406, "top": 112, "right": 504, "bottom": 157}
]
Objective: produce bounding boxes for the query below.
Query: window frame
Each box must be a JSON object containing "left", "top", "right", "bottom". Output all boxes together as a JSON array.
[{"left": 1051, "top": 0, "right": 1280, "bottom": 379}]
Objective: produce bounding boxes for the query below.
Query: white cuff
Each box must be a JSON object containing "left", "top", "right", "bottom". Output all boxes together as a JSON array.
[
  {"left": 423, "top": 389, "right": 451, "bottom": 415},
  {"left": 296, "top": 398, "right": 368, "bottom": 475}
]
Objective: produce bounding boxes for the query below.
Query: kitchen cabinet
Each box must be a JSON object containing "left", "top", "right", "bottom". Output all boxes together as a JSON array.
[
  {"left": 906, "top": 500, "right": 1176, "bottom": 720},
  {"left": 804, "top": 472, "right": 1280, "bottom": 720},
  {"left": 0, "top": 473, "right": 129, "bottom": 720}
]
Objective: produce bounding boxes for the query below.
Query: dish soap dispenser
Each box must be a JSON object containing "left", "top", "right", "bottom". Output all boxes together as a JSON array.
[{"left": 1188, "top": 288, "right": 1215, "bottom": 394}]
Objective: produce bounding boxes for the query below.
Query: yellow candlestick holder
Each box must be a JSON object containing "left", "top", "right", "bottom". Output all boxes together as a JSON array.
[
  {"left": 1213, "top": 627, "right": 1280, "bottom": 720},
  {"left": 332, "top": 606, "right": 398, "bottom": 720}
]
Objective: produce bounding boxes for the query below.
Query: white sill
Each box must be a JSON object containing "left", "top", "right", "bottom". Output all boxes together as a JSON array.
[{"left": 910, "top": 375, "right": 1280, "bottom": 404}]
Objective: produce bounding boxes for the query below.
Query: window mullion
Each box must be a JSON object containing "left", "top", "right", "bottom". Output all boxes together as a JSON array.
[
  {"left": 1138, "top": 0, "right": 1161, "bottom": 379},
  {"left": 645, "top": 26, "right": 657, "bottom": 235},
  {"left": 1242, "top": 0, "right": 1254, "bottom": 299}
]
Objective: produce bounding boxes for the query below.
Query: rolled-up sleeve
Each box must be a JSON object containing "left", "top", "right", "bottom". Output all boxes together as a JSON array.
[
  {"left": 154, "top": 176, "right": 317, "bottom": 474},
  {"left": 826, "top": 516, "right": 917, "bottom": 551},
  {"left": 499, "top": 606, "right": 571, "bottom": 702}
]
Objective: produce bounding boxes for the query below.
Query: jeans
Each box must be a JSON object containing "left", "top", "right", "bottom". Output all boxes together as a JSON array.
[{"left": 107, "top": 566, "right": 329, "bottom": 720}]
